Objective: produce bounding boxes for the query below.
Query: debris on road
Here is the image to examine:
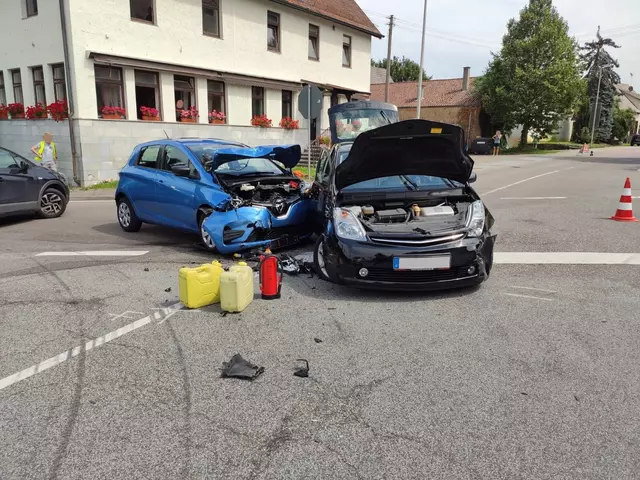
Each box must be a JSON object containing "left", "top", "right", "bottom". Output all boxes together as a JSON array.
[
  {"left": 220, "top": 354, "right": 265, "bottom": 381},
  {"left": 314, "top": 337, "right": 323, "bottom": 343},
  {"left": 293, "top": 359, "right": 310, "bottom": 378},
  {"left": 164, "top": 287, "right": 172, "bottom": 292},
  {"left": 144, "top": 267, "right": 149, "bottom": 272}
]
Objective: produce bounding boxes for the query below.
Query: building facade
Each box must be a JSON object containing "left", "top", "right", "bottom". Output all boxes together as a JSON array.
[{"left": 0, "top": 0, "right": 380, "bottom": 185}]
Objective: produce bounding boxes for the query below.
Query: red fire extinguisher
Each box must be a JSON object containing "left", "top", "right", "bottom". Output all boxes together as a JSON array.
[{"left": 259, "top": 252, "right": 282, "bottom": 300}]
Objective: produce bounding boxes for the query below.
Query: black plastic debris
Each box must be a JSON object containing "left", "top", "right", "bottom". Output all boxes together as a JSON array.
[
  {"left": 220, "top": 354, "right": 265, "bottom": 381},
  {"left": 144, "top": 267, "right": 149, "bottom": 272},
  {"left": 281, "top": 254, "right": 300, "bottom": 275},
  {"left": 165, "top": 287, "right": 172, "bottom": 293},
  {"left": 221, "top": 311, "right": 229, "bottom": 317},
  {"left": 293, "top": 359, "right": 310, "bottom": 378},
  {"left": 314, "top": 337, "right": 323, "bottom": 343}
]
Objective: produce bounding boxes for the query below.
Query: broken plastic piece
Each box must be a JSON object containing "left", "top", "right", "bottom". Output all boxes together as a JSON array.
[
  {"left": 314, "top": 337, "right": 323, "bottom": 343},
  {"left": 220, "top": 354, "right": 265, "bottom": 381},
  {"left": 165, "top": 287, "right": 172, "bottom": 293},
  {"left": 144, "top": 267, "right": 149, "bottom": 272},
  {"left": 293, "top": 359, "right": 310, "bottom": 378}
]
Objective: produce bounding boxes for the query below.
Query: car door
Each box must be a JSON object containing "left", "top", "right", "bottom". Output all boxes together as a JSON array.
[
  {"left": 309, "top": 149, "right": 333, "bottom": 233},
  {"left": 126, "top": 145, "right": 162, "bottom": 223},
  {"left": 0, "top": 148, "right": 39, "bottom": 215},
  {"left": 154, "top": 145, "right": 199, "bottom": 231}
]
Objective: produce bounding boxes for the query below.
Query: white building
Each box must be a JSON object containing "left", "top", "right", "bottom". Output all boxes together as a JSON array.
[{"left": 0, "top": 0, "right": 380, "bottom": 185}]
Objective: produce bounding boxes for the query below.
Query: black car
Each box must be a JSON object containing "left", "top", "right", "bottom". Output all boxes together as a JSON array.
[
  {"left": 0, "top": 146, "right": 70, "bottom": 219},
  {"left": 631, "top": 134, "right": 640, "bottom": 146},
  {"left": 468, "top": 137, "right": 493, "bottom": 155},
  {"left": 310, "top": 118, "right": 496, "bottom": 291}
]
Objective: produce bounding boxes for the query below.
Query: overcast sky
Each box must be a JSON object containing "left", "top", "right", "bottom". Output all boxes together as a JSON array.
[{"left": 356, "top": 0, "right": 639, "bottom": 86}]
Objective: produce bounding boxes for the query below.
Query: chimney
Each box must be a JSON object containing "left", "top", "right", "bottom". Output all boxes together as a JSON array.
[{"left": 462, "top": 67, "right": 470, "bottom": 91}]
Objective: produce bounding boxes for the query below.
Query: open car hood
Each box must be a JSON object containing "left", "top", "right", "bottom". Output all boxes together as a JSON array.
[
  {"left": 212, "top": 144, "right": 301, "bottom": 170},
  {"left": 335, "top": 120, "right": 474, "bottom": 190}
]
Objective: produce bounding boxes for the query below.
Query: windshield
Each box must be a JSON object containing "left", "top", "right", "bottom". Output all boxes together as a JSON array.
[
  {"left": 187, "top": 143, "right": 285, "bottom": 176},
  {"left": 337, "top": 150, "right": 463, "bottom": 191},
  {"left": 330, "top": 109, "right": 398, "bottom": 142}
]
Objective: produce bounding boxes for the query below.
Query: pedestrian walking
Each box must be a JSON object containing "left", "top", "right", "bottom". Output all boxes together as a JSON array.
[
  {"left": 492, "top": 130, "right": 502, "bottom": 156},
  {"left": 31, "top": 132, "right": 58, "bottom": 172}
]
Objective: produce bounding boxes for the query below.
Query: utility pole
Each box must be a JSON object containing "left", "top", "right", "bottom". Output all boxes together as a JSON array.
[
  {"left": 590, "top": 63, "right": 614, "bottom": 147},
  {"left": 416, "top": 0, "right": 428, "bottom": 119},
  {"left": 384, "top": 15, "right": 394, "bottom": 103}
]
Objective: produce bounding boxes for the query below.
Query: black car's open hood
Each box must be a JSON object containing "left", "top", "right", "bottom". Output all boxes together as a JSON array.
[{"left": 335, "top": 119, "right": 474, "bottom": 190}]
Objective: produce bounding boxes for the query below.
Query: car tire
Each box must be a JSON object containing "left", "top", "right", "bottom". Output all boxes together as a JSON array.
[
  {"left": 117, "top": 196, "right": 142, "bottom": 232},
  {"left": 198, "top": 210, "right": 217, "bottom": 253},
  {"left": 313, "top": 235, "right": 332, "bottom": 282},
  {"left": 38, "top": 187, "right": 67, "bottom": 219}
]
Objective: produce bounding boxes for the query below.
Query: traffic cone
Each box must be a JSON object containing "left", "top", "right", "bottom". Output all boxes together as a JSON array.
[
  {"left": 611, "top": 178, "right": 638, "bottom": 222},
  {"left": 579, "top": 143, "right": 588, "bottom": 153}
]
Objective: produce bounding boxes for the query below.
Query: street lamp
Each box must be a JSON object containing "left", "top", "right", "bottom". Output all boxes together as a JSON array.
[
  {"left": 590, "top": 63, "right": 614, "bottom": 147},
  {"left": 416, "top": 0, "right": 428, "bottom": 119}
]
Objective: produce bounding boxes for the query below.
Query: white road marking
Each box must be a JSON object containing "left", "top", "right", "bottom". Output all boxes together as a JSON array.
[
  {"left": 35, "top": 251, "right": 149, "bottom": 257},
  {"left": 504, "top": 293, "right": 553, "bottom": 301},
  {"left": 511, "top": 286, "right": 557, "bottom": 294},
  {"left": 500, "top": 197, "right": 567, "bottom": 200},
  {"left": 0, "top": 303, "right": 184, "bottom": 392},
  {"left": 495, "top": 252, "right": 640, "bottom": 265},
  {"left": 481, "top": 167, "right": 574, "bottom": 196}
]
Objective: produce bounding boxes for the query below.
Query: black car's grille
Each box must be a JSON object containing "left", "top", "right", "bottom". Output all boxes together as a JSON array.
[
  {"left": 369, "top": 233, "right": 465, "bottom": 247},
  {"left": 364, "top": 266, "right": 475, "bottom": 283}
]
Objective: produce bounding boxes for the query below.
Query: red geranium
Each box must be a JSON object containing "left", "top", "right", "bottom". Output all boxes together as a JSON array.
[
  {"left": 8, "top": 103, "right": 24, "bottom": 115},
  {"left": 279, "top": 117, "right": 299, "bottom": 130},
  {"left": 101, "top": 106, "right": 126, "bottom": 117},
  {"left": 180, "top": 106, "right": 199, "bottom": 119},
  {"left": 25, "top": 103, "right": 48, "bottom": 119},
  {"left": 251, "top": 114, "right": 272, "bottom": 128},
  {"left": 140, "top": 106, "right": 159, "bottom": 117},
  {"left": 47, "top": 100, "right": 68, "bottom": 121}
]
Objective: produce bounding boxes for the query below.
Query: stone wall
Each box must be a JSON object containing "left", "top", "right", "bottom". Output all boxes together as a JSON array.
[
  {"left": 398, "top": 106, "right": 483, "bottom": 142},
  {"left": 1, "top": 119, "right": 308, "bottom": 186}
]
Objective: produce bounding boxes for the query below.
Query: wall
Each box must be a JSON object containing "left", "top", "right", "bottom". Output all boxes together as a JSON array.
[
  {"left": 66, "top": 0, "right": 371, "bottom": 119},
  {"left": 399, "top": 106, "right": 483, "bottom": 143},
  {"left": 0, "top": 0, "right": 65, "bottom": 107}
]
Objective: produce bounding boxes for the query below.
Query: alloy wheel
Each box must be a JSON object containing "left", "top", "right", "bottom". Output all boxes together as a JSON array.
[
  {"left": 316, "top": 239, "right": 330, "bottom": 278},
  {"left": 41, "top": 192, "right": 63, "bottom": 216},
  {"left": 118, "top": 202, "right": 131, "bottom": 228},
  {"left": 201, "top": 223, "right": 215, "bottom": 250}
]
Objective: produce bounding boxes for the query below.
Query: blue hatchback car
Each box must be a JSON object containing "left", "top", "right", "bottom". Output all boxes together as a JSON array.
[{"left": 115, "top": 138, "right": 312, "bottom": 254}]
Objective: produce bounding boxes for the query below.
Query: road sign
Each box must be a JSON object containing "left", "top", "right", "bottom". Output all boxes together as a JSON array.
[{"left": 298, "top": 85, "right": 323, "bottom": 120}]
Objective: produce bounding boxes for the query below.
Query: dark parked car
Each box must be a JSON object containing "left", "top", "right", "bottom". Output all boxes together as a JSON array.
[
  {"left": 631, "top": 134, "right": 640, "bottom": 146},
  {"left": 310, "top": 117, "right": 496, "bottom": 291},
  {"left": 468, "top": 137, "right": 493, "bottom": 155},
  {"left": 0, "top": 146, "right": 70, "bottom": 219}
]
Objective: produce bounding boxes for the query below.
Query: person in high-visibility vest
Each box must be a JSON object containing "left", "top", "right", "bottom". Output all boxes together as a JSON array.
[{"left": 31, "top": 132, "right": 58, "bottom": 172}]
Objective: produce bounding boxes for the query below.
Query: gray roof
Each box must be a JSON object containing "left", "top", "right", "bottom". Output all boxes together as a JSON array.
[
  {"left": 616, "top": 84, "right": 640, "bottom": 112},
  {"left": 371, "top": 66, "right": 392, "bottom": 85}
]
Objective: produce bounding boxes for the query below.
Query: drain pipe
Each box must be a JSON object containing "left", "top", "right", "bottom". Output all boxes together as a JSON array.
[{"left": 58, "top": 0, "right": 81, "bottom": 186}]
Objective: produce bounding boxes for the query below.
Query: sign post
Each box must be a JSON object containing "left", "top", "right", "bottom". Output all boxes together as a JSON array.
[{"left": 298, "top": 85, "right": 323, "bottom": 179}]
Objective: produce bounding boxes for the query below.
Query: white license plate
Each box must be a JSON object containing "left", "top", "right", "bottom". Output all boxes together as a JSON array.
[
  {"left": 477, "top": 141, "right": 486, "bottom": 144},
  {"left": 393, "top": 255, "right": 451, "bottom": 271}
]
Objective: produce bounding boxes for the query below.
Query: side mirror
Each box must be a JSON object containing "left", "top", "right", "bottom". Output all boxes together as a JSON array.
[
  {"left": 19, "top": 160, "right": 30, "bottom": 173},
  {"left": 468, "top": 172, "right": 478, "bottom": 184},
  {"left": 171, "top": 164, "right": 191, "bottom": 177}
]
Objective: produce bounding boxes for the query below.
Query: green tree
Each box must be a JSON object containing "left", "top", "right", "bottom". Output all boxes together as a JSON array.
[
  {"left": 475, "top": 0, "right": 584, "bottom": 147},
  {"left": 371, "top": 56, "right": 430, "bottom": 82},
  {"left": 580, "top": 28, "right": 621, "bottom": 143}
]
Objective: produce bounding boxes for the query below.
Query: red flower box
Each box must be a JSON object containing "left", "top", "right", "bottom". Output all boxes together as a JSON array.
[
  {"left": 8, "top": 103, "right": 25, "bottom": 119},
  {"left": 279, "top": 117, "right": 300, "bottom": 130},
  {"left": 101, "top": 106, "right": 126, "bottom": 119},
  {"left": 251, "top": 114, "right": 272, "bottom": 128}
]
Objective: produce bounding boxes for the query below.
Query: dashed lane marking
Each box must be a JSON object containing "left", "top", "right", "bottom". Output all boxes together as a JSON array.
[
  {"left": 500, "top": 197, "right": 567, "bottom": 200},
  {"left": 0, "top": 303, "right": 184, "bottom": 392},
  {"left": 511, "top": 286, "right": 557, "bottom": 294},
  {"left": 35, "top": 251, "right": 149, "bottom": 257},
  {"left": 481, "top": 167, "right": 574, "bottom": 196}
]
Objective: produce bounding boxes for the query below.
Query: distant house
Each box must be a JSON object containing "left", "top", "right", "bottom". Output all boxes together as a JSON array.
[
  {"left": 370, "top": 67, "right": 487, "bottom": 143},
  {"left": 616, "top": 84, "right": 640, "bottom": 136}
]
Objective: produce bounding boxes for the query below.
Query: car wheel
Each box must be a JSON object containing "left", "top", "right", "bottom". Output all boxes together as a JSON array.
[
  {"left": 38, "top": 188, "right": 67, "bottom": 219},
  {"left": 313, "top": 235, "right": 332, "bottom": 282},
  {"left": 198, "top": 211, "right": 217, "bottom": 252},
  {"left": 117, "top": 196, "right": 142, "bottom": 232}
]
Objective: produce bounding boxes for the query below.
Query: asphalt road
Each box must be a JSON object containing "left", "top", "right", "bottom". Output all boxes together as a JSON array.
[{"left": 1, "top": 147, "right": 640, "bottom": 479}]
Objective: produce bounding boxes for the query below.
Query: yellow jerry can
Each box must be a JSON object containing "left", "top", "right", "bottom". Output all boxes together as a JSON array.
[
  {"left": 220, "top": 261, "right": 255, "bottom": 313},
  {"left": 178, "top": 261, "right": 224, "bottom": 309}
]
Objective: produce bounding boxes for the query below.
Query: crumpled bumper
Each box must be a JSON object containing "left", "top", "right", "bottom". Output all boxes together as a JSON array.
[{"left": 202, "top": 200, "right": 312, "bottom": 254}]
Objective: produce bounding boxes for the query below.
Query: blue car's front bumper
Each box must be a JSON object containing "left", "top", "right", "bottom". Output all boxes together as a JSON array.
[{"left": 202, "top": 200, "right": 312, "bottom": 254}]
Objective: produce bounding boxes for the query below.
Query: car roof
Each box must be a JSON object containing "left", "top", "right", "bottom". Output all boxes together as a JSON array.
[{"left": 135, "top": 138, "right": 249, "bottom": 149}]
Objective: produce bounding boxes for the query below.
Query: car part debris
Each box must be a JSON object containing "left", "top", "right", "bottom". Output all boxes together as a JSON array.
[
  {"left": 220, "top": 354, "right": 264, "bottom": 381},
  {"left": 293, "top": 359, "right": 310, "bottom": 378},
  {"left": 144, "top": 267, "right": 149, "bottom": 272},
  {"left": 314, "top": 337, "right": 323, "bottom": 343},
  {"left": 164, "top": 287, "right": 172, "bottom": 293}
]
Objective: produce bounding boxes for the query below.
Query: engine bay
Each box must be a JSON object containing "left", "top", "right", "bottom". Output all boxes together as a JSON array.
[
  {"left": 224, "top": 177, "right": 305, "bottom": 212},
  {"left": 342, "top": 199, "right": 472, "bottom": 234}
]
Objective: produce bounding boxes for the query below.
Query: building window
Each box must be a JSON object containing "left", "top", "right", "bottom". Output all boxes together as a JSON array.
[
  {"left": 252, "top": 86, "right": 264, "bottom": 117},
  {"left": 52, "top": 64, "right": 66, "bottom": 101},
  {"left": 282, "top": 90, "right": 292, "bottom": 118},
  {"left": 32, "top": 66, "right": 46, "bottom": 105},
  {"left": 130, "top": 0, "right": 154, "bottom": 23},
  {"left": 267, "top": 11, "right": 280, "bottom": 52},
  {"left": 11, "top": 70, "right": 23, "bottom": 105},
  {"left": 342, "top": 35, "right": 352, "bottom": 67},
  {"left": 0, "top": 73, "right": 6, "bottom": 106},
  {"left": 25, "top": 0, "right": 38, "bottom": 17},
  {"left": 95, "top": 65, "right": 124, "bottom": 116},
  {"left": 207, "top": 80, "right": 225, "bottom": 118},
  {"left": 308, "top": 24, "right": 319, "bottom": 60},
  {"left": 174, "top": 75, "right": 195, "bottom": 121},
  {"left": 135, "top": 70, "right": 160, "bottom": 119},
  {"left": 203, "top": 0, "right": 220, "bottom": 37}
]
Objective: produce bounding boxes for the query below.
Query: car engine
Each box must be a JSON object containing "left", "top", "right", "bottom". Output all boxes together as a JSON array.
[{"left": 227, "top": 179, "right": 305, "bottom": 216}]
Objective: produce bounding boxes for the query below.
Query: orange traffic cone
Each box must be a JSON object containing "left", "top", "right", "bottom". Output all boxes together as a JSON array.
[
  {"left": 579, "top": 143, "right": 589, "bottom": 154},
  {"left": 611, "top": 178, "right": 638, "bottom": 222}
]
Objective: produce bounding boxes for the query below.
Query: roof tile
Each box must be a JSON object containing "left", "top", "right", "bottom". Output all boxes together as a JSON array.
[{"left": 370, "top": 77, "right": 481, "bottom": 108}]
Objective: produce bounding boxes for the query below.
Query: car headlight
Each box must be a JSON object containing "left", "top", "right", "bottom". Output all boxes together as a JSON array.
[
  {"left": 333, "top": 208, "right": 367, "bottom": 241},
  {"left": 467, "top": 200, "right": 485, "bottom": 237}
]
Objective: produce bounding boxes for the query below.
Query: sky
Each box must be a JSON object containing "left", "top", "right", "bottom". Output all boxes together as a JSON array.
[{"left": 356, "top": 0, "right": 639, "bottom": 86}]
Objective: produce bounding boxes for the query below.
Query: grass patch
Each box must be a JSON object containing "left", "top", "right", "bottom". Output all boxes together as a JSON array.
[
  {"left": 500, "top": 146, "right": 564, "bottom": 155},
  {"left": 76, "top": 180, "right": 119, "bottom": 191}
]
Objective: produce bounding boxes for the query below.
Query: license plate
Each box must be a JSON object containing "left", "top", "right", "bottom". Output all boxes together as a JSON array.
[
  {"left": 477, "top": 141, "right": 486, "bottom": 144},
  {"left": 393, "top": 255, "right": 451, "bottom": 271}
]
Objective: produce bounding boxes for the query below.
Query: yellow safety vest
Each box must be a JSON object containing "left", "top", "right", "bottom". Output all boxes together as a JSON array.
[{"left": 34, "top": 141, "right": 57, "bottom": 162}]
